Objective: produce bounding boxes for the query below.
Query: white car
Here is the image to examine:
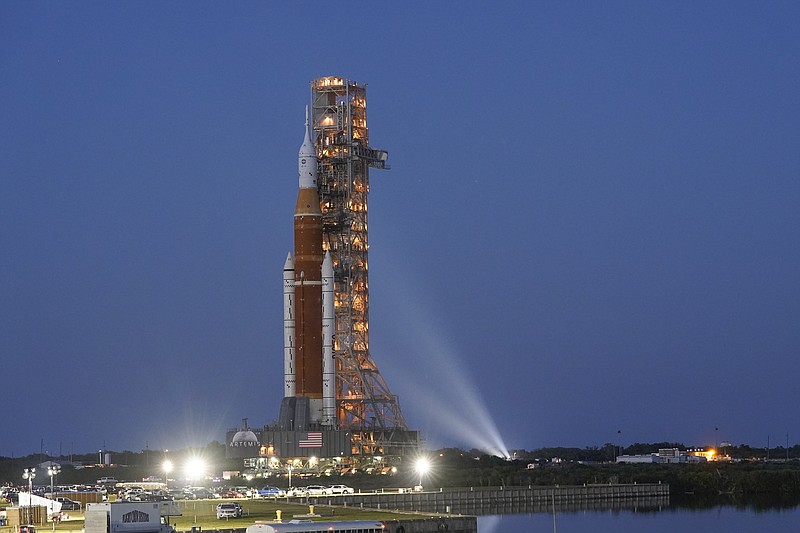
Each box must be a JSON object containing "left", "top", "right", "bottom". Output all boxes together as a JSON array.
[
  {"left": 303, "top": 485, "right": 331, "bottom": 496},
  {"left": 328, "top": 485, "right": 354, "bottom": 495},
  {"left": 216, "top": 502, "right": 242, "bottom": 519}
]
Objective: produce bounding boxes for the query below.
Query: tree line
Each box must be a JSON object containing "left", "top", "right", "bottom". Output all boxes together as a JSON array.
[{"left": 3, "top": 441, "right": 800, "bottom": 496}]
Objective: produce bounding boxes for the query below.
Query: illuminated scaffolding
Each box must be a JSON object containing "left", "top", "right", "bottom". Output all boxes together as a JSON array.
[{"left": 310, "top": 76, "right": 407, "bottom": 434}]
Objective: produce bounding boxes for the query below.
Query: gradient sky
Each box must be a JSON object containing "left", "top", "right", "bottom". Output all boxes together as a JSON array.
[{"left": 2, "top": 1, "right": 799, "bottom": 458}]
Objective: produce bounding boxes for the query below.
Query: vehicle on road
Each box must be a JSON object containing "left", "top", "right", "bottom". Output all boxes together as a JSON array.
[
  {"left": 188, "top": 488, "right": 216, "bottom": 500},
  {"left": 216, "top": 502, "right": 243, "bottom": 519},
  {"left": 217, "top": 489, "right": 246, "bottom": 499},
  {"left": 257, "top": 486, "right": 285, "bottom": 498},
  {"left": 327, "top": 485, "right": 354, "bottom": 495},
  {"left": 285, "top": 487, "right": 306, "bottom": 497},
  {"left": 304, "top": 485, "right": 331, "bottom": 496}
]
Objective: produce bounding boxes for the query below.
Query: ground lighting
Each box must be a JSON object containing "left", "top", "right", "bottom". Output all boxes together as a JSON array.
[
  {"left": 415, "top": 457, "right": 430, "bottom": 487},
  {"left": 184, "top": 458, "right": 206, "bottom": 482}
]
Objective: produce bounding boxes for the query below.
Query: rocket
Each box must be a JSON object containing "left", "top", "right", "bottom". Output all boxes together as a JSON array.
[{"left": 282, "top": 107, "right": 336, "bottom": 428}]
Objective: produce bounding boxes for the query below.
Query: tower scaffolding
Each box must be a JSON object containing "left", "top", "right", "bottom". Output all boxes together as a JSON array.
[{"left": 310, "top": 76, "right": 407, "bottom": 433}]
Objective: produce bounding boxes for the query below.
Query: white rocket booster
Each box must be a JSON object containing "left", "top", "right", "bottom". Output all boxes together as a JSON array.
[
  {"left": 283, "top": 252, "right": 295, "bottom": 397},
  {"left": 321, "top": 250, "right": 335, "bottom": 427}
]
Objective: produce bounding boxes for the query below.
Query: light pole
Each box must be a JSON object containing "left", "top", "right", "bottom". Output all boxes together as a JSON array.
[
  {"left": 163, "top": 460, "right": 173, "bottom": 488},
  {"left": 48, "top": 464, "right": 60, "bottom": 531},
  {"left": 47, "top": 464, "right": 60, "bottom": 497},
  {"left": 22, "top": 468, "right": 36, "bottom": 525}
]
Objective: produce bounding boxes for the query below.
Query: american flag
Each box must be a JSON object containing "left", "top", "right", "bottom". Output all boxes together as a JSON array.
[{"left": 298, "top": 432, "right": 323, "bottom": 448}]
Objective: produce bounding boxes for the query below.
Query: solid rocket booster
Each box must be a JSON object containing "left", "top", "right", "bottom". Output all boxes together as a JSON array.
[
  {"left": 321, "top": 250, "right": 335, "bottom": 426},
  {"left": 293, "top": 107, "right": 324, "bottom": 422},
  {"left": 283, "top": 252, "right": 295, "bottom": 397}
]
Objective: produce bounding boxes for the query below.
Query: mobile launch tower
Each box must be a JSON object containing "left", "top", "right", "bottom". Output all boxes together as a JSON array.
[
  {"left": 228, "top": 77, "right": 418, "bottom": 474},
  {"left": 310, "top": 76, "right": 407, "bottom": 434}
]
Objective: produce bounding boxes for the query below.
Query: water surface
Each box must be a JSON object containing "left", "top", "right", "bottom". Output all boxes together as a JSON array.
[{"left": 477, "top": 505, "right": 800, "bottom": 532}]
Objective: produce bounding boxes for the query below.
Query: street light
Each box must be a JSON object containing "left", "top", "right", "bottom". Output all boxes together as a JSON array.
[
  {"left": 47, "top": 465, "right": 61, "bottom": 497},
  {"left": 22, "top": 468, "right": 36, "bottom": 524},
  {"left": 47, "top": 465, "right": 60, "bottom": 531},
  {"left": 163, "top": 460, "right": 173, "bottom": 488}
]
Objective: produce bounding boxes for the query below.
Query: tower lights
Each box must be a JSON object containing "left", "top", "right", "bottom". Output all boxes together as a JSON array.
[{"left": 22, "top": 467, "right": 36, "bottom": 524}]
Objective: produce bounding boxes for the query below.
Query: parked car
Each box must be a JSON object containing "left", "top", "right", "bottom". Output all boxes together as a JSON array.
[
  {"left": 218, "top": 489, "right": 246, "bottom": 499},
  {"left": 168, "top": 489, "right": 190, "bottom": 500},
  {"left": 285, "top": 487, "right": 307, "bottom": 497},
  {"left": 55, "top": 497, "right": 82, "bottom": 510},
  {"left": 257, "top": 486, "right": 285, "bottom": 498},
  {"left": 216, "top": 502, "right": 243, "bottom": 519},
  {"left": 189, "top": 488, "right": 216, "bottom": 500},
  {"left": 328, "top": 485, "right": 355, "bottom": 495},
  {"left": 304, "top": 485, "right": 332, "bottom": 496}
]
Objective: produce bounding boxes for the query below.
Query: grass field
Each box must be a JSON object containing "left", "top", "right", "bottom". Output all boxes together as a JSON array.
[
  {"left": 1, "top": 499, "right": 414, "bottom": 533},
  {"left": 172, "top": 498, "right": 412, "bottom": 527}
]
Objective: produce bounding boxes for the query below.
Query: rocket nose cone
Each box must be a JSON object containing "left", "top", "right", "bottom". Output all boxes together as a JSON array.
[
  {"left": 284, "top": 252, "right": 295, "bottom": 270},
  {"left": 322, "top": 251, "right": 334, "bottom": 277},
  {"left": 298, "top": 107, "right": 318, "bottom": 188},
  {"left": 298, "top": 105, "right": 316, "bottom": 157}
]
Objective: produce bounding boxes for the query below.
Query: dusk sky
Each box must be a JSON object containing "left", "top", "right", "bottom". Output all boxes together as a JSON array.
[{"left": 3, "top": 2, "right": 799, "bottom": 459}]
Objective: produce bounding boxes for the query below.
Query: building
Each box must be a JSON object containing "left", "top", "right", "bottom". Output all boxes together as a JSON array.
[{"left": 616, "top": 448, "right": 708, "bottom": 464}]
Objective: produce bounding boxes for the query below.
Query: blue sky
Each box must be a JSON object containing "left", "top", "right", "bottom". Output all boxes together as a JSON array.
[{"left": 2, "top": 1, "right": 799, "bottom": 458}]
